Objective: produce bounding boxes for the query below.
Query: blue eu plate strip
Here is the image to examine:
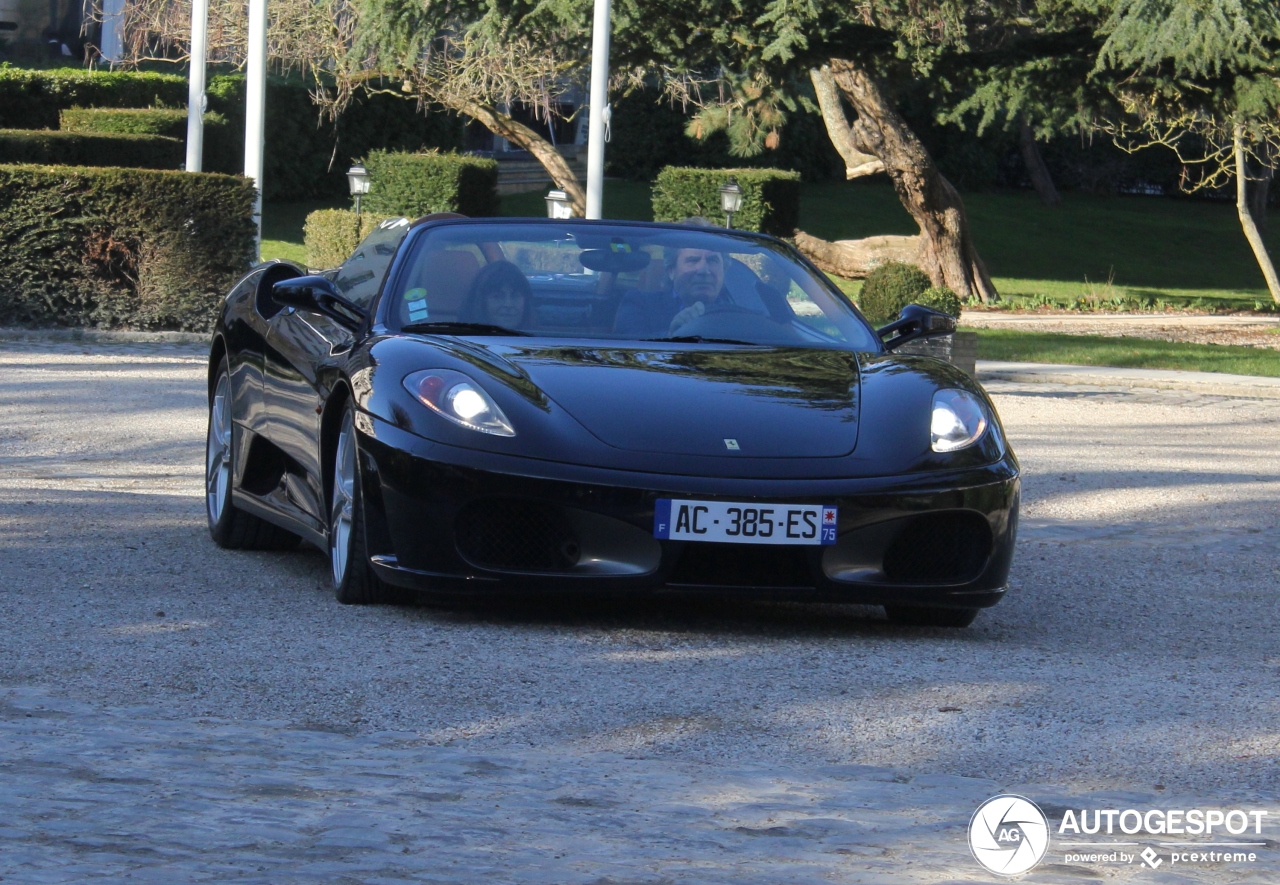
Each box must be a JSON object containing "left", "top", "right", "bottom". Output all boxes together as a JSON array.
[{"left": 653, "top": 498, "right": 672, "bottom": 539}]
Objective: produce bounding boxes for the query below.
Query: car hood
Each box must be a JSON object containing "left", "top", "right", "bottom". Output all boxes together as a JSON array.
[{"left": 490, "top": 344, "right": 860, "bottom": 458}]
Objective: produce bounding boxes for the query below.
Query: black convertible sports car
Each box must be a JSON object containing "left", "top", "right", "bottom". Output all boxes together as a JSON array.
[{"left": 206, "top": 215, "right": 1018, "bottom": 627}]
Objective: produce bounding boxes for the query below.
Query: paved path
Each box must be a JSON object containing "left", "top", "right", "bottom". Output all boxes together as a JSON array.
[
  {"left": 978, "top": 361, "right": 1280, "bottom": 398},
  {"left": 2, "top": 337, "right": 1280, "bottom": 883},
  {"left": 961, "top": 311, "right": 1280, "bottom": 350}
]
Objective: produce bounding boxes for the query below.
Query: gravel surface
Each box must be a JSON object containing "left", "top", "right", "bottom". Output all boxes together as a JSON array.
[
  {"left": 961, "top": 311, "right": 1280, "bottom": 349},
  {"left": 2, "top": 339, "right": 1279, "bottom": 804}
]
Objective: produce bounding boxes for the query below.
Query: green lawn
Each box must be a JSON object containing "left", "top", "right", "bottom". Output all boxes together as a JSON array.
[
  {"left": 972, "top": 328, "right": 1280, "bottom": 377},
  {"left": 262, "top": 178, "right": 1280, "bottom": 309}
]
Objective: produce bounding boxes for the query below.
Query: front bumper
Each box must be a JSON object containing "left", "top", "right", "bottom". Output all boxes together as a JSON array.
[{"left": 356, "top": 415, "right": 1019, "bottom": 608}]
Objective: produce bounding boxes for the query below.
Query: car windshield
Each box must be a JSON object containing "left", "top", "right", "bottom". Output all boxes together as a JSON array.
[{"left": 382, "top": 222, "right": 881, "bottom": 351}]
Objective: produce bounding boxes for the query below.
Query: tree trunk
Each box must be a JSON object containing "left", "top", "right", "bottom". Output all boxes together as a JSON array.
[
  {"left": 1248, "top": 142, "right": 1272, "bottom": 234},
  {"left": 450, "top": 97, "right": 587, "bottom": 216},
  {"left": 1235, "top": 123, "right": 1280, "bottom": 304},
  {"left": 826, "top": 59, "right": 997, "bottom": 303},
  {"left": 1019, "top": 118, "right": 1061, "bottom": 208},
  {"left": 809, "top": 67, "right": 885, "bottom": 180},
  {"left": 793, "top": 230, "right": 922, "bottom": 278}
]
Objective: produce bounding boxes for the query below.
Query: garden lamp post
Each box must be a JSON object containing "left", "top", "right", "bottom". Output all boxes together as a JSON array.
[
  {"left": 545, "top": 189, "right": 573, "bottom": 219},
  {"left": 347, "top": 164, "right": 371, "bottom": 218},
  {"left": 719, "top": 178, "right": 743, "bottom": 229}
]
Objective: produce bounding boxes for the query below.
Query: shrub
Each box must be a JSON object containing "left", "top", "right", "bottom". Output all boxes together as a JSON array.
[
  {"left": 915, "top": 285, "right": 962, "bottom": 318},
  {"left": 304, "top": 209, "right": 396, "bottom": 269},
  {"left": 60, "top": 107, "right": 228, "bottom": 140},
  {"left": 0, "top": 67, "right": 188, "bottom": 129},
  {"left": 0, "top": 163, "right": 255, "bottom": 330},
  {"left": 360, "top": 150, "right": 499, "bottom": 218},
  {"left": 857, "top": 261, "right": 932, "bottom": 323},
  {"left": 0, "top": 130, "right": 183, "bottom": 169},
  {"left": 651, "top": 167, "right": 801, "bottom": 237}
]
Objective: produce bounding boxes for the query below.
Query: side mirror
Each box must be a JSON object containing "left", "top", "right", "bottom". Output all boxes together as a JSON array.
[
  {"left": 876, "top": 303, "right": 956, "bottom": 351},
  {"left": 272, "top": 275, "right": 365, "bottom": 331}
]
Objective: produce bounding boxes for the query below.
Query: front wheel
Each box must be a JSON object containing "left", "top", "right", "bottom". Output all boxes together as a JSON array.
[
  {"left": 330, "top": 403, "right": 401, "bottom": 605},
  {"left": 884, "top": 605, "right": 980, "bottom": 628}
]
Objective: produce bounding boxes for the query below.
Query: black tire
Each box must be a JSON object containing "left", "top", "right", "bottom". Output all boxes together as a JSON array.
[
  {"left": 206, "top": 358, "right": 301, "bottom": 551},
  {"left": 884, "top": 605, "right": 980, "bottom": 628},
  {"left": 329, "top": 401, "right": 402, "bottom": 605}
]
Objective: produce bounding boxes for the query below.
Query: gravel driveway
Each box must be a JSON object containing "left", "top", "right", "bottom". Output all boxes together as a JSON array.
[{"left": 2, "top": 338, "right": 1279, "bottom": 882}]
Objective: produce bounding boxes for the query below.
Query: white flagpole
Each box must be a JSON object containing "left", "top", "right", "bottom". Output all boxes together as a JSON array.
[
  {"left": 584, "top": 0, "right": 611, "bottom": 219},
  {"left": 185, "top": 0, "right": 209, "bottom": 172},
  {"left": 244, "top": 0, "right": 268, "bottom": 259}
]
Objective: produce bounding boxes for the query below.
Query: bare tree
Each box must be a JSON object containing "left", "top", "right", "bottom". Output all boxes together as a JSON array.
[{"left": 1103, "top": 100, "right": 1280, "bottom": 304}]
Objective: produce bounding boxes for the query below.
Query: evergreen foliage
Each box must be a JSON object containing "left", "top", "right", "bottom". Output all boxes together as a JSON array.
[
  {"left": 0, "top": 130, "right": 183, "bottom": 169},
  {"left": 0, "top": 66, "right": 187, "bottom": 129},
  {"left": 606, "top": 88, "right": 842, "bottom": 181},
  {"left": 651, "top": 167, "right": 801, "bottom": 236},
  {"left": 0, "top": 164, "right": 255, "bottom": 330},
  {"left": 916, "top": 285, "right": 963, "bottom": 318},
  {"left": 857, "top": 261, "right": 932, "bottom": 323},
  {"left": 60, "top": 107, "right": 228, "bottom": 140},
  {"left": 360, "top": 150, "right": 499, "bottom": 218},
  {"left": 303, "top": 210, "right": 395, "bottom": 269},
  {"left": 0, "top": 68, "right": 463, "bottom": 200}
]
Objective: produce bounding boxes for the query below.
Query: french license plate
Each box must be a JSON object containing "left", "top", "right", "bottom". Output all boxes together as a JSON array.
[{"left": 654, "top": 499, "right": 838, "bottom": 545}]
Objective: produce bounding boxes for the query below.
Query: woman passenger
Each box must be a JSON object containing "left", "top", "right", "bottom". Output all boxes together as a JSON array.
[{"left": 461, "top": 260, "right": 533, "bottom": 330}]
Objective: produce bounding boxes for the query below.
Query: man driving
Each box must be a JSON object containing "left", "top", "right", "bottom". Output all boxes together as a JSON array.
[{"left": 614, "top": 245, "right": 731, "bottom": 337}]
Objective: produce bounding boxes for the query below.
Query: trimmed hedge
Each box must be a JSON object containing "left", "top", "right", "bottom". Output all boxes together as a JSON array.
[
  {"left": 0, "top": 68, "right": 464, "bottom": 200},
  {"left": 651, "top": 167, "right": 801, "bottom": 237},
  {"left": 361, "top": 150, "right": 499, "bottom": 218},
  {"left": 0, "top": 67, "right": 188, "bottom": 129},
  {"left": 857, "top": 261, "right": 932, "bottom": 323},
  {"left": 0, "top": 164, "right": 256, "bottom": 330},
  {"left": 60, "top": 107, "right": 228, "bottom": 139},
  {"left": 0, "top": 129, "right": 183, "bottom": 169},
  {"left": 303, "top": 210, "right": 396, "bottom": 270}
]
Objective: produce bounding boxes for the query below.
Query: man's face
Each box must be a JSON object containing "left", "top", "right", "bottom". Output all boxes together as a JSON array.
[{"left": 669, "top": 248, "right": 724, "bottom": 303}]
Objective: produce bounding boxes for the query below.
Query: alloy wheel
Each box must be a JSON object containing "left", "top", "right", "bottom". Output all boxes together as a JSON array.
[
  {"left": 330, "top": 410, "right": 356, "bottom": 586},
  {"left": 206, "top": 374, "right": 232, "bottom": 524}
]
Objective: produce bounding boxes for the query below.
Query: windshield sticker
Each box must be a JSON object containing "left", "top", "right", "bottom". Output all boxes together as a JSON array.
[{"left": 406, "top": 289, "right": 430, "bottom": 321}]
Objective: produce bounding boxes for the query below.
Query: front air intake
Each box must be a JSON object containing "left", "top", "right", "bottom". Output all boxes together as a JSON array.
[
  {"left": 455, "top": 499, "right": 580, "bottom": 572},
  {"left": 881, "top": 511, "right": 992, "bottom": 584}
]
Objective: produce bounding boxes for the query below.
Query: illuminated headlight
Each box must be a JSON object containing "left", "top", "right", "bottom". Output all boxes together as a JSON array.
[
  {"left": 403, "top": 369, "right": 515, "bottom": 437},
  {"left": 930, "top": 389, "right": 988, "bottom": 453}
]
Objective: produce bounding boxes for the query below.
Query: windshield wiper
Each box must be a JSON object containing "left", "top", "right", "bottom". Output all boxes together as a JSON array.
[
  {"left": 641, "top": 335, "right": 758, "bottom": 346},
  {"left": 402, "top": 321, "right": 528, "bottom": 337}
]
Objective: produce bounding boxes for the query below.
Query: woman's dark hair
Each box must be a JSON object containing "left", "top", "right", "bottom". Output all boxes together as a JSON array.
[{"left": 461, "top": 260, "right": 533, "bottom": 324}]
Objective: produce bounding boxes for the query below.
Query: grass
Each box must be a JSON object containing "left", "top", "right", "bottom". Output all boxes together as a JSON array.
[
  {"left": 261, "top": 177, "right": 1280, "bottom": 307},
  {"left": 972, "top": 328, "right": 1280, "bottom": 377}
]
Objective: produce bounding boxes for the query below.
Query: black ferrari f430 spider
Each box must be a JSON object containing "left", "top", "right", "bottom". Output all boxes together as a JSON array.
[{"left": 206, "top": 216, "right": 1018, "bottom": 627}]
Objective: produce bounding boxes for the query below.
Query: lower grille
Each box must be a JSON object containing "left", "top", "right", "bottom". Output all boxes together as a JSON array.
[
  {"left": 669, "top": 543, "right": 814, "bottom": 588},
  {"left": 882, "top": 511, "right": 992, "bottom": 584},
  {"left": 454, "top": 499, "right": 580, "bottom": 572}
]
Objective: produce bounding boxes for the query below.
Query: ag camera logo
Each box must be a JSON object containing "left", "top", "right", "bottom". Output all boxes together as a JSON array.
[{"left": 969, "top": 794, "right": 1051, "bottom": 875}]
